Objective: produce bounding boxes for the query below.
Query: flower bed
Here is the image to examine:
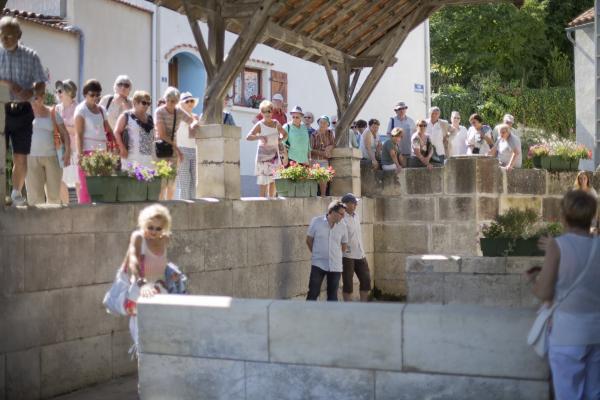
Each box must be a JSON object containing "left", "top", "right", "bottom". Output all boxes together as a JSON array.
[{"left": 528, "top": 139, "right": 591, "bottom": 172}]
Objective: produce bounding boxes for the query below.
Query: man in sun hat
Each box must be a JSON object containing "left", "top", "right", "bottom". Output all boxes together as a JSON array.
[
  {"left": 340, "top": 193, "right": 371, "bottom": 302},
  {"left": 283, "top": 105, "right": 311, "bottom": 165},
  {"left": 386, "top": 101, "right": 415, "bottom": 164},
  {"left": 253, "top": 93, "right": 287, "bottom": 125}
]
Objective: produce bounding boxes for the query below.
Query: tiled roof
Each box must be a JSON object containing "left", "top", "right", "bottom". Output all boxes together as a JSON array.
[
  {"left": 2, "top": 8, "right": 78, "bottom": 34},
  {"left": 569, "top": 8, "right": 594, "bottom": 28}
]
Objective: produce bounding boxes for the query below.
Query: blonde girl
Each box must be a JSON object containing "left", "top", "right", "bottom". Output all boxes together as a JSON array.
[{"left": 574, "top": 171, "right": 598, "bottom": 198}]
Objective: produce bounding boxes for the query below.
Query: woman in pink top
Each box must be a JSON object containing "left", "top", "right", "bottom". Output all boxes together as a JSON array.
[{"left": 54, "top": 79, "right": 79, "bottom": 203}]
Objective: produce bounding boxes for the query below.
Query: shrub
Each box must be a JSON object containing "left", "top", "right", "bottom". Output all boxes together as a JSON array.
[{"left": 481, "top": 208, "right": 562, "bottom": 239}]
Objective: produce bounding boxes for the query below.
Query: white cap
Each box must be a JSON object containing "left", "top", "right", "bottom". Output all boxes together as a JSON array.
[
  {"left": 272, "top": 93, "right": 284, "bottom": 102},
  {"left": 503, "top": 114, "right": 514, "bottom": 124}
]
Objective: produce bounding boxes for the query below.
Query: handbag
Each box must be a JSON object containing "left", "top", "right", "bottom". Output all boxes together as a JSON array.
[
  {"left": 99, "top": 108, "right": 118, "bottom": 153},
  {"left": 102, "top": 248, "right": 146, "bottom": 317},
  {"left": 527, "top": 237, "right": 598, "bottom": 357},
  {"left": 154, "top": 109, "right": 176, "bottom": 158}
]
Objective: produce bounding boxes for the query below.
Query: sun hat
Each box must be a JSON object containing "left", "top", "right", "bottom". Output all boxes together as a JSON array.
[
  {"left": 179, "top": 92, "right": 199, "bottom": 107},
  {"left": 317, "top": 115, "right": 330, "bottom": 126},
  {"left": 272, "top": 93, "right": 284, "bottom": 102},
  {"left": 290, "top": 105, "right": 304, "bottom": 115},
  {"left": 393, "top": 101, "right": 407, "bottom": 110}
]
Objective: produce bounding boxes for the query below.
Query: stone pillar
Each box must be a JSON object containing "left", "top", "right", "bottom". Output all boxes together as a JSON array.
[
  {"left": 195, "top": 124, "right": 240, "bottom": 199},
  {"left": 0, "top": 85, "right": 9, "bottom": 206},
  {"left": 329, "top": 148, "right": 362, "bottom": 196}
]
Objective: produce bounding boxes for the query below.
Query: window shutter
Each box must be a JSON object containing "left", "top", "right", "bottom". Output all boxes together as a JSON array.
[{"left": 270, "top": 70, "right": 288, "bottom": 107}]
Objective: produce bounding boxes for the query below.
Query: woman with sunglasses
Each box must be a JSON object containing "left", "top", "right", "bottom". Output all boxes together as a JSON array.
[
  {"left": 113, "top": 91, "right": 155, "bottom": 171},
  {"left": 408, "top": 119, "right": 438, "bottom": 170},
  {"left": 74, "top": 79, "right": 114, "bottom": 203},
  {"left": 54, "top": 79, "right": 80, "bottom": 203},
  {"left": 99, "top": 75, "right": 133, "bottom": 130}
]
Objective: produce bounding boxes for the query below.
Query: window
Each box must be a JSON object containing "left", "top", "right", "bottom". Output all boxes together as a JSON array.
[{"left": 232, "top": 68, "right": 263, "bottom": 107}]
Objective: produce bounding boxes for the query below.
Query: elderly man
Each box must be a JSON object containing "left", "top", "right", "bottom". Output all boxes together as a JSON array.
[
  {"left": 0, "top": 17, "right": 47, "bottom": 206},
  {"left": 253, "top": 93, "right": 287, "bottom": 125},
  {"left": 493, "top": 113, "right": 518, "bottom": 141},
  {"left": 426, "top": 106, "right": 453, "bottom": 164},
  {"left": 386, "top": 101, "right": 415, "bottom": 164},
  {"left": 306, "top": 201, "right": 348, "bottom": 301},
  {"left": 303, "top": 111, "right": 315, "bottom": 134},
  {"left": 488, "top": 123, "right": 522, "bottom": 171},
  {"left": 341, "top": 193, "right": 371, "bottom": 302}
]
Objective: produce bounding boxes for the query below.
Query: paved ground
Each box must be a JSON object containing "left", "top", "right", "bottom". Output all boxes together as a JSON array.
[{"left": 50, "top": 375, "right": 138, "bottom": 400}]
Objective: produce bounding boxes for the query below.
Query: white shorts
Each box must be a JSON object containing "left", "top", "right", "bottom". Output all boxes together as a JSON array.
[{"left": 255, "top": 158, "right": 280, "bottom": 185}]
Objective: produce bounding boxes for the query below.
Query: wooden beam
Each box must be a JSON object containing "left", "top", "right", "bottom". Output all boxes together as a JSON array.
[
  {"left": 263, "top": 21, "right": 347, "bottom": 64},
  {"left": 322, "top": 56, "right": 342, "bottom": 112},
  {"left": 337, "top": 62, "right": 351, "bottom": 112},
  {"left": 208, "top": 3, "right": 225, "bottom": 68},
  {"left": 334, "top": 3, "right": 430, "bottom": 146},
  {"left": 292, "top": 0, "right": 329, "bottom": 32},
  {"left": 310, "top": 0, "right": 366, "bottom": 40},
  {"left": 350, "top": 56, "right": 397, "bottom": 68},
  {"left": 348, "top": 68, "right": 361, "bottom": 102},
  {"left": 202, "top": 0, "right": 277, "bottom": 123},
  {"left": 182, "top": 0, "right": 216, "bottom": 79},
  {"left": 279, "top": 0, "right": 317, "bottom": 29}
]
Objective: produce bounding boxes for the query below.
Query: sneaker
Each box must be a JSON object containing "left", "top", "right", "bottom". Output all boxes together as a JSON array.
[{"left": 10, "top": 191, "right": 26, "bottom": 206}]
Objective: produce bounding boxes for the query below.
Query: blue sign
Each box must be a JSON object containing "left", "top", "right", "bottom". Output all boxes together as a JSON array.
[{"left": 414, "top": 83, "right": 425, "bottom": 93}]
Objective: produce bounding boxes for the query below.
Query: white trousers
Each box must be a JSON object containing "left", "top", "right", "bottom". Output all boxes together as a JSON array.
[{"left": 549, "top": 343, "right": 600, "bottom": 400}]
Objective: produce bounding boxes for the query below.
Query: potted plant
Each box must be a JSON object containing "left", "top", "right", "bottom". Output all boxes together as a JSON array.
[
  {"left": 118, "top": 162, "right": 158, "bottom": 202},
  {"left": 248, "top": 94, "right": 265, "bottom": 109},
  {"left": 150, "top": 160, "right": 176, "bottom": 200},
  {"left": 80, "top": 150, "right": 120, "bottom": 202},
  {"left": 480, "top": 208, "right": 562, "bottom": 257},
  {"left": 308, "top": 163, "right": 336, "bottom": 197},
  {"left": 527, "top": 144, "right": 549, "bottom": 169},
  {"left": 533, "top": 139, "right": 592, "bottom": 172},
  {"left": 275, "top": 161, "right": 310, "bottom": 197}
]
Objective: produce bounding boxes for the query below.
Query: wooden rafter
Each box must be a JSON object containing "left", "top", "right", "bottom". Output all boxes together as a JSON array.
[
  {"left": 322, "top": 56, "right": 343, "bottom": 112},
  {"left": 291, "top": 0, "right": 330, "bottom": 33},
  {"left": 310, "top": 0, "right": 373, "bottom": 40},
  {"left": 280, "top": 0, "right": 321, "bottom": 28},
  {"left": 182, "top": 0, "right": 216, "bottom": 79}
]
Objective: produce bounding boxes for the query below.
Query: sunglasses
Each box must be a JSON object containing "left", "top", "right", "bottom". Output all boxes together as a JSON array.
[
  {"left": 117, "top": 82, "right": 131, "bottom": 88},
  {"left": 262, "top": 109, "right": 272, "bottom": 114},
  {"left": 184, "top": 99, "right": 195, "bottom": 104},
  {"left": 292, "top": 115, "right": 301, "bottom": 119},
  {"left": 139, "top": 101, "right": 151, "bottom": 106},
  {"left": 147, "top": 225, "right": 163, "bottom": 232},
  {"left": 418, "top": 124, "right": 427, "bottom": 127},
  {"left": 87, "top": 92, "right": 101, "bottom": 98},
  {"left": 56, "top": 89, "right": 63, "bottom": 94},
  {"left": 303, "top": 116, "right": 313, "bottom": 119}
]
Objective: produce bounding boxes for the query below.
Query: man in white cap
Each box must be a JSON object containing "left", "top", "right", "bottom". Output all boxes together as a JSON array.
[
  {"left": 386, "top": 101, "right": 415, "bottom": 166},
  {"left": 253, "top": 93, "right": 287, "bottom": 125},
  {"left": 493, "top": 113, "right": 518, "bottom": 141}
]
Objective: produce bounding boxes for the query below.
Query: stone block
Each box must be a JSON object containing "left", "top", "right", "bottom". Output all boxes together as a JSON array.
[
  {"left": 196, "top": 137, "right": 240, "bottom": 164},
  {"left": 196, "top": 163, "right": 240, "bottom": 199},
  {"left": 6, "top": 347, "right": 40, "bottom": 400},
  {"left": 359, "top": 198, "right": 375, "bottom": 224},
  {"left": 444, "top": 274, "right": 521, "bottom": 307},
  {"left": 478, "top": 196, "right": 499, "bottom": 220},
  {"left": 93, "top": 232, "right": 132, "bottom": 284},
  {"left": 374, "top": 252, "right": 408, "bottom": 280},
  {"left": 507, "top": 169, "right": 546, "bottom": 195},
  {"left": 438, "top": 197, "right": 475, "bottom": 221},
  {"left": 405, "top": 273, "right": 444, "bottom": 303},
  {"left": 41, "top": 335, "right": 112, "bottom": 398},
  {"left": 461, "top": 257, "right": 506, "bottom": 274},
  {"left": 231, "top": 198, "right": 305, "bottom": 228},
  {"left": 476, "top": 158, "right": 503, "bottom": 194},
  {"left": 499, "top": 196, "right": 542, "bottom": 214},
  {"left": 406, "top": 255, "right": 461, "bottom": 273},
  {"left": 375, "top": 197, "right": 435, "bottom": 222},
  {"left": 168, "top": 230, "right": 205, "bottom": 274},
  {"left": 24, "top": 234, "right": 95, "bottom": 291},
  {"left": 431, "top": 223, "right": 478, "bottom": 255},
  {"left": 547, "top": 171, "right": 579, "bottom": 195},
  {"left": 379, "top": 171, "right": 403, "bottom": 197},
  {"left": 269, "top": 300, "right": 403, "bottom": 370},
  {"left": 302, "top": 197, "right": 331, "bottom": 221},
  {"left": 361, "top": 223, "right": 374, "bottom": 253},
  {"left": 0, "top": 206, "right": 72, "bottom": 235},
  {"left": 403, "top": 304, "right": 549, "bottom": 379},
  {"left": 542, "top": 197, "right": 562, "bottom": 221},
  {"left": 360, "top": 165, "right": 386, "bottom": 197},
  {"left": 505, "top": 257, "right": 544, "bottom": 275},
  {"left": 60, "top": 284, "right": 127, "bottom": 342},
  {"left": 247, "top": 226, "right": 307, "bottom": 266},
  {"left": 0, "top": 290, "right": 62, "bottom": 353},
  {"left": 195, "top": 123, "right": 241, "bottom": 140},
  {"left": 445, "top": 157, "right": 477, "bottom": 194},
  {"left": 373, "top": 279, "right": 406, "bottom": 296},
  {"left": 139, "top": 354, "right": 245, "bottom": 400},
  {"left": 232, "top": 265, "right": 271, "bottom": 298},
  {"left": 0, "top": 235, "right": 24, "bottom": 296},
  {"left": 374, "top": 224, "right": 429, "bottom": 254},
  {"left": 330, "top": 176, "right": 360, "bottom": 197},
  {"left": 245, "top": 362, "right": 375, "bottom": 400},
  {"left": 112, "top": 330, "right": 137, "bottom": 377},
  {"left": 187, "top": 199, "right": 233, "bottom": 229},
  {"left": 138, "top": 295, "right": 270, "bottom": 361},
  {"left": 204, "top": 228, "right": 247, "bottom": 271},
  {"left": 430, "top": 224, "right": 451, "bottom": 254},
  {"left": 404, "top": 167, "right": 443, "bottom": 194},
  {"left": 71, "top": 204, "right": 133, "bottom": 233},
  {"left": 269, "top": 261, "right": 310, "bottom": 299},
  {"left": 375, "top": 371, "right": 549, "bottom": 400},
  {"left": 187, "top": 270, "right": 233, "bottom": 296}
]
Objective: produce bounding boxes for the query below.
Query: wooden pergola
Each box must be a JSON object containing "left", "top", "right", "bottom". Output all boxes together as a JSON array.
[{"left": 156, "top": 0, "right": 523, "bottom": 146}]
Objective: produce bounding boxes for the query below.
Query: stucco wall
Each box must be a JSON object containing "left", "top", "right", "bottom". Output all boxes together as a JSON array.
[
  {"left": 138, "top": 296, "right": 550, "bottom": 400},
  {"left": 575, "top": 25, "right": 595, "bottom": 170}
]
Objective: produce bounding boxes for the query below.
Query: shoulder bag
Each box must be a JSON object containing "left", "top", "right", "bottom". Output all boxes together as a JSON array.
[
  {"left": 154, "top": 109, "right": 176, "bottom": 158},
  {"left": 98, "top": 107, "right": 118, "bottom": 153},
  {"left": 527, "top": 237, "right": 598, "bottom": 357},
  {"left": 102, "top": 244, "right": 146, "bottom": 316}
]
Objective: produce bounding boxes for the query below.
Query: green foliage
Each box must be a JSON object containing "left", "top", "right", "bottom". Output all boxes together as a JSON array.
[
  {"left": 80, "top": 150, "right": 119, "bottom": 177},
  {"left": 153, "top": 160, "right": 177, "bottom": 180},
  {"left": 482, "top": 208, "right": 562, "bottom": 239}
]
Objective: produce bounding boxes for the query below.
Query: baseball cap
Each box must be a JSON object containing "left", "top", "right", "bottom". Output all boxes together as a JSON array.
[{"left": 341, "top": 193, "right": 359, "bottom": 204}]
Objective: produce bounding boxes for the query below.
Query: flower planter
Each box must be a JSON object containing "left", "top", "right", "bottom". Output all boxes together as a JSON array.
[
  {"left": 532, "top": 156, "right": 542, "bottom": 169},
  {"left": 480, "top": 237, "right": 543, "bottom": 257},
  {"left": 310, "top": 181, "right": 321, "bottom": 197},
  {"left": 275, "top": 178, "right": 294, "bottom": 197},
  {"left": 540, "top": 156, "right": 577, "bottom": 172},
  {"left": 570, "top": 159, "right": 580, "bottom": 170},
  {"left": 117, "top": 177, "right": 148, "bottom": 202},
  {"left": 87, "top": 176, "right": 118, "bottom": 203},
  {"left": 294, "top": 180, "right": 313, "bottom": 197},
  {"left": 147, "top": 179, "right": 162, "bottom": 201},
  {"left": 540, "top": 156, "right": 551, "bottom": 170},
  {"left": 275, "top": 179, "right": 318, "bottom": 197}
]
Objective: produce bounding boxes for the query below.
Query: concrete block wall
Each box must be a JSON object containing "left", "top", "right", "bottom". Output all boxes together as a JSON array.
[
  {"left": 0, "top": 197, "right": 375, "bottom": 399},
  {"left": 405, "top": 255, "right": 543, "bottom": 307},
  {"left": 364, "top": 156, "right": 589, "bottom": 296},
  {"left": 138, "top": 295, "right": 550, "bottom": 400}
]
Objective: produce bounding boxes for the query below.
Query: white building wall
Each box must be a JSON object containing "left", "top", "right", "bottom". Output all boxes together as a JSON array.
[
  {"left": 574, "top": 25, "right": 595, "bottom": 170},
  {"left": 6, "top": 0, "right": 62, "bottom": 16}
]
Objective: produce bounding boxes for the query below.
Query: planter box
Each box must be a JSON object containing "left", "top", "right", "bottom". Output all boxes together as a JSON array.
[
  {"left": 147, "top": 179, "right": 162, "bottom": 201},
  {"left": 117, "top": 177, "right": 148, "bottom": 202},
  {"left": 275, "top": 178, "right": 294, "bottom": 197},
  {"left": 87, "top": 176, "right": 118, "bottom": 203},
  {"left": 540, "top": 156, "right": 577, "bottom": 172},
  {"left": 480, "top": 237, "right": 544, "bottom": 257},
  {"left": 532, "top": 156, "right": 542, "bottom": 169},
  {"left": 274, "top": 179, "right": 318, "bottom": 197}
]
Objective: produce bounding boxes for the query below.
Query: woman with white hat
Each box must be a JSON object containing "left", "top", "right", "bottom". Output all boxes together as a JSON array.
[
  {"left": 174, "top": 92, "right": 200, "bottom": 200},
  {"left": 283, "top": 105, "right": 311, "bottom": 166}
]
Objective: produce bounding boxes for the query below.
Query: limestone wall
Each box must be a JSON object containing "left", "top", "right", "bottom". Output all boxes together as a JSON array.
[
  {"left": 138, "top": 295, "right": 550, "bottom": 400},
  {"left": 0, "top": 198, "right": 375, "bottom": 399},
  {"left": 365, "top": 156, "right": 590, "bottom": 296}
]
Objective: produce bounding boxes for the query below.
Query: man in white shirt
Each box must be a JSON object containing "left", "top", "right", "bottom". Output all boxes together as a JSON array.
[
  {"left": 306, "top": 201, "right": 348, "bottom": 301},
  {"left": 426, "top": 107, "right": 452, "bottom": 163},
  {"left": 341, "top": 193, "right": 371, "bottom": 302}
]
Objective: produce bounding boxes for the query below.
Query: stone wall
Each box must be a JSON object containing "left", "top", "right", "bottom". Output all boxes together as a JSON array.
[
  {"left": 138, "top": 295, "right": 550, "bottom": 400},
  {"left": 366, "top": 156, "right": 589, "bottom": 296},
  {"left": 0, "top": 198, "right": 375, "bottom": 399}
]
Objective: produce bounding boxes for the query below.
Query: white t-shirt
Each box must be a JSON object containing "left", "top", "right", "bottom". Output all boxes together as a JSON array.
[
  {"left": 176, "top": 120, "right": 195, "bottom": 149},
  {"left": 495, "top": 133, "right": 522, "bottom": 168},
  {"left": 30, "top": 113, "right": 63, "bottom": 157},
  {"left": 75, "top": 103, "right": 108, "bottom": 152},
  {"left": 450, "top": 125, "right": 468, "bottom": 156},
  {"left": 426, "top": 119, "right": 445, "bottom": 156},
  {"left": 466, "top": 125, "right": 492, "bottom": 155}
]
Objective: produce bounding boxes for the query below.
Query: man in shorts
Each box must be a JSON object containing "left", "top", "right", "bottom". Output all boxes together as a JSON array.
[
  {"left": 0, "top": 16, "right": 47, "bottom": 205},
  {"left": 341, "top": 193, "right": 371, "bottom": 302}
]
